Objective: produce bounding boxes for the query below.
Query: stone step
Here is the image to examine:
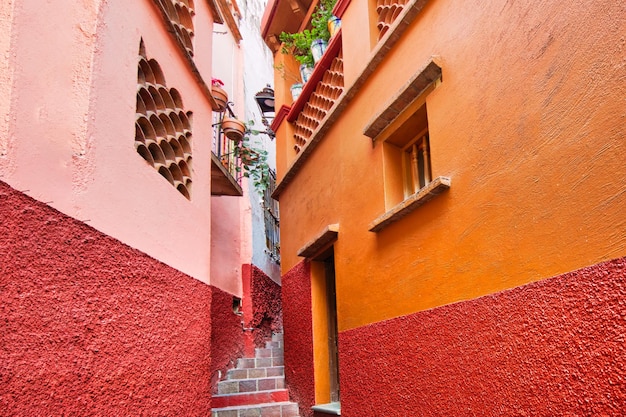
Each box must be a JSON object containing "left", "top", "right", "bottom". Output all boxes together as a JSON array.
[
  {"left": 218, "top": 376, "right": 285, "bottom": 394},
  {"left": 212, "top": 389, "right": 290, "bottom": 409},
  {"left": 226, "top": 366, "right": 284, "bottom": 380},
  {"left": 265, "top": 340, "right": 282, "bottom": 349},
  {"left": 237, "top": 356, "right": 284, "bottom": 369},
  {"left": 212, "top": 401, "right": 300, "bottom": 417},
  {"left": 255, "top": 347, "right": 284, "bottom": 359}
]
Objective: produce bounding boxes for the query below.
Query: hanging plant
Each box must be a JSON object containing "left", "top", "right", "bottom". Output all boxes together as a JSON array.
[
  {"left": 211, "top": 78, "right": 228, "bottom": 112},
  {"left": 233, "top": 121, "right": 272, "bottom": 195}
]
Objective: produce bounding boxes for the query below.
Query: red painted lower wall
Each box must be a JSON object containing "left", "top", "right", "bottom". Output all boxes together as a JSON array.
[
  {"left": 211, "top": 266, "right": 284, "bottom": 391},
  {"left": 211, "top": 286, "right": 245, "bottom": 393},
  {"left": 281, "top": 260, "right": 315, "bottom": 417},
  {"left": 244, "top": 264, "right": 283, "bottom": 348},
  {"left": 0, "top": 181, "right": 213, "bottom": 416},
  {"left": 339, "top": 256, "right": 626, "bottom": 416}
]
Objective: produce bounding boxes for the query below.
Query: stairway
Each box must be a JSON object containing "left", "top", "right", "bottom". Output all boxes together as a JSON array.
[{"left": 212, "top": 333, "right": 300, "bottom": 417}]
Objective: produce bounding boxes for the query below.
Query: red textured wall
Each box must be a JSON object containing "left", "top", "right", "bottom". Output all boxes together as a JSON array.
[
  {"left": 210, "top": 286, "right": 245, "bottom": 393},
  {"left": 211, "top": 265, "right": 284, "bottom": 390},
  {"left": 281, "top": 260, "right": 315, "bottom": 417},
  {"left": 244, "top": 264, "right": 283, "bottom": 348},
  {"left": 339, "top": 256, "right": 626, "bottom": 416},
  {"left": 0, "top": 181, "right": 213, "bottom": 416}
]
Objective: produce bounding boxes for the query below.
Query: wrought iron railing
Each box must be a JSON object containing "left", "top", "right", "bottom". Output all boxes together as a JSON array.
[{"left": 212, "top": 103, "right": 243, "bottom": 185}]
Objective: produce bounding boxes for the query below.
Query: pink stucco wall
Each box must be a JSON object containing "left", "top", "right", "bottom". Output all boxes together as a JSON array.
[{"left": 0, "top": 0, "right": 220, "bottom": 284}]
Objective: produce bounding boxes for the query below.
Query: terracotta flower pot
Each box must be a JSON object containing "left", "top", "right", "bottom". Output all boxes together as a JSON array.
[
  {"left": 222, "top": 117, "right": 245, "bottom": 142},
  {"left": 211, "top": 85, "right": 228, "bottom": 112}
]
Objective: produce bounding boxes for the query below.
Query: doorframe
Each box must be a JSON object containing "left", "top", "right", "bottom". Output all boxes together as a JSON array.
[{"left": 311, "top": 246, "right": 340, "bottom": 405}]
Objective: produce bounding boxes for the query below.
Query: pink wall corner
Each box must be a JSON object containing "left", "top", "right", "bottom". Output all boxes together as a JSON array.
[
  {"left": 211, "top": 196, "right": 245, "bottom": 296},
  {"left": 0, "top": 0, "right": 220, "bottom": 285}
]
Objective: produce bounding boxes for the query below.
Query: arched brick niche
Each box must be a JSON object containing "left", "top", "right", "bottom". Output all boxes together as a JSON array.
[
  {"left": 135, "top": 40, "right": 193, "bottom": 199},
  {"left": 376, "top": 0, "right": 408, "bottom": 39},
  {"left": 158, "top": 0, "right": 195, "bottom": 55}
]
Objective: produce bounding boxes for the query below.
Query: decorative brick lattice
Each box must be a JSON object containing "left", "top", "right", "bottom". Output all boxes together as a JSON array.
[
  {"left": 376, "top": 0, "right": 408, "bottom": 39},
  {"left": 158, "top": 0, "right": 195, "bottom": 55},
  {"left": 135, "top": 44, "right": 193, "bottom": 199},
  {"left": 293, "top": 53, "right": 344, "bottom": 153}
]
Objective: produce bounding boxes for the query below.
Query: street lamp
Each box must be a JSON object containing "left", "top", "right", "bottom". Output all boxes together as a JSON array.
[{"left": 254, "top": 85, "right": 275, "bottom": 139}]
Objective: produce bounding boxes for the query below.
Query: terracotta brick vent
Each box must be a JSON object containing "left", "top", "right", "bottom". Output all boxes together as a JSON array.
[
  {"left": 376, "top": 0, "right": 408, "bottom": 39},
  {"left": 135, "top": 41, "right": 193, "bottom": 199},
  {"left": 158, "top": 0, "right": 195, "bottom": 55},
  {"left": 293, "top": 52, "right": 344, "bottom": 153}
]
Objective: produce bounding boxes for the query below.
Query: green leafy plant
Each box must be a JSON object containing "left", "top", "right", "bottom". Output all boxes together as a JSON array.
[
  {"left": 279, "top": 0, "right": 336, "bottom": 66},
  {"left": 279, "top": 29, "right": 316, "bottom": 67},
  {"left": 233, "top": 121, "right": 272, "bottom": 196}
]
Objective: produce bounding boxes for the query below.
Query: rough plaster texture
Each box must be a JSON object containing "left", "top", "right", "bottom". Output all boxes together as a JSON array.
[
  {"left": 211, "top": 265, "right": 283, "bottom": 392},
  {"left": 281, "top": 260, "right": 315, "bottom": 417},
  {"left": 210, "top": 285, "right": 245, "bottom": 393},
  {"left": 338, "top": 256, "right": 626, "bottom": 416},
  {"left": 0, "top": 181, "right": 213, "bottom": 416},
  {"left": 244, "top": 264, "right": 283, "bottom": 348}
]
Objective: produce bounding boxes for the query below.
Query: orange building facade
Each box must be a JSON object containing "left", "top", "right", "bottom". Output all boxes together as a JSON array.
[{"left": 263, "top": 0, "right": 625, "bottom": 415}]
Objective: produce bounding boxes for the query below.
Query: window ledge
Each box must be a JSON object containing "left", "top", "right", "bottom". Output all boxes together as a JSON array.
[
  {"left": 312, "top": 402, "right": 341, "bottom": 415},
  {"left": 297, "top": 224, "right": 339, "bottom": 258},
  {"left": 368, "top": 176, "right": 450, "bottom": 232}
]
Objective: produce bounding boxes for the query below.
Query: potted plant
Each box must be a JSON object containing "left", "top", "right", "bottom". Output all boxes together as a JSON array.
[
  {"left": 328, "top": 15, "right": 341, "bottom": 38},
  {"left": 211, "top": 78, "right": 228, "bottom": 112},
  {"left": 221, "top": 116, "right": 246, "bottom": 141},
  {"left": 279, "top": 29, "right": 315, "bottom": 68},
  {"left": 290, "top": 83, "right": 303, "bottom": 101},
  {"left": 279, "top": 0, "right": 336, "bottom": 67},
  {"left": 275, "top": 63, "right": 305, "bottom": 101}
]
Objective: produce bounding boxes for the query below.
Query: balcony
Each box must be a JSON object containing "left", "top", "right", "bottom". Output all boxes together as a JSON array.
[
  {"left": 288, "top": 31, "right": 344, "bottom": 154},
  {"left": 211, "top": 106, "right": 244, "bottom": 196},
  {"left": 264, "top": 0, "right": 433, "bottom": 198}
]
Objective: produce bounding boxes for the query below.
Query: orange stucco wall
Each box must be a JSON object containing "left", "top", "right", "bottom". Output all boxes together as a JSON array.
[{"left": 274, "top": 0, "right": 625, "bottom": 331}]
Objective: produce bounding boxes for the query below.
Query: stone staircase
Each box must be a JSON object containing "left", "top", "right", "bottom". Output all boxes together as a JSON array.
[{"left": 212, "top": 333, "right": 300, "bottom": 417}]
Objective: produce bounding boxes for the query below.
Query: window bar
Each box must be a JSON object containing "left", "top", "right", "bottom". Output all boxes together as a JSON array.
[{"left": 422, "top": 134, "right": 431, "bottom": 185}]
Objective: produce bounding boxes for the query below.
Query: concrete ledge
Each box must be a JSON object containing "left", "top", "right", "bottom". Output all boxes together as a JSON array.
[
  {"left": 312, "top": 401, "right": 341, "bottom": 415},
  {"left": 369, "top": 176, "right": 450, "bottom": 232},
  {"left": 297, "top": 224, "right": 339, "bottom": 258},
  {"left": 363, "top": 60, "right": 442, "bottom": 139}
]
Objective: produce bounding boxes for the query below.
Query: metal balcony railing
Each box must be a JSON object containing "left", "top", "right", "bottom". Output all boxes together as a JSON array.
[{"left": 212, "top": 103, "right": 243, "bottom": 186}]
